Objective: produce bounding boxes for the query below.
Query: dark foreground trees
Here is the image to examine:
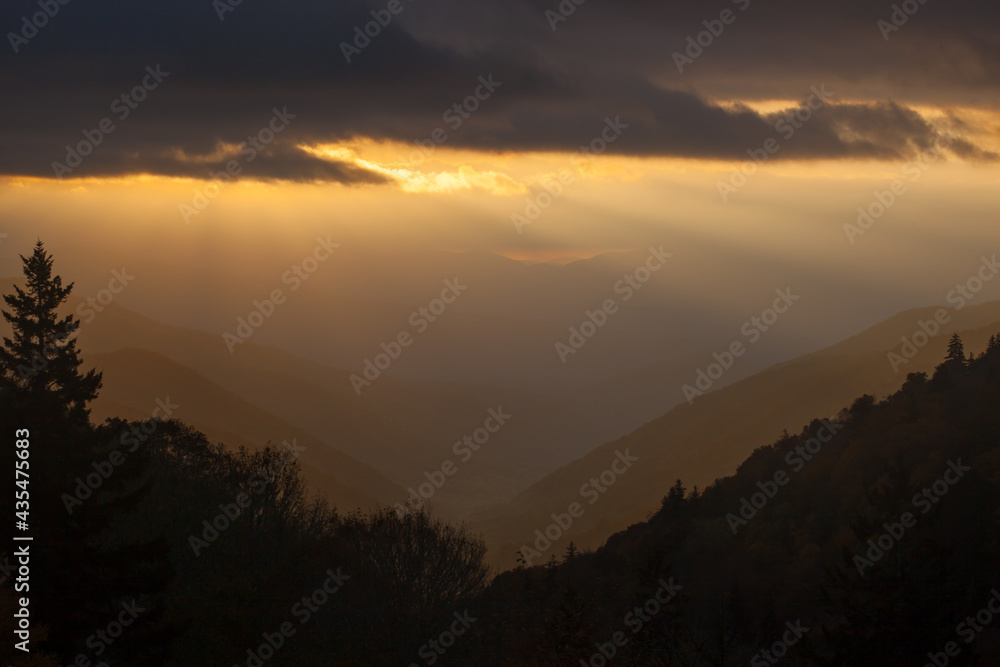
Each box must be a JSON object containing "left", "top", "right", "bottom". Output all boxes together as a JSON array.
[
  {"left": 0, "top": 242, "right": 174, "bottom": 663},
  {"left": 449, "top": 334, "right": 1000, "bottom": 665},
  {"left": 0, "top": 243, "right": 493, "bottom": 666}
]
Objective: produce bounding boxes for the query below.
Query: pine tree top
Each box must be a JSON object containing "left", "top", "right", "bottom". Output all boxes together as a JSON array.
[
  {"left": 0, "top": 241, "right": 101, "bottom": 424},
  {"left": 946, "top": 333, "right": 965, "bottom": 364}
]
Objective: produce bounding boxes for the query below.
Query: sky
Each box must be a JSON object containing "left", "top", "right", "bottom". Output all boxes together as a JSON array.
[
  {"left": 1, "top": 0, "right": 999, "bottom": 344},
  {"left": 3, "top": 0, "right": 999, "bottom": 175}
]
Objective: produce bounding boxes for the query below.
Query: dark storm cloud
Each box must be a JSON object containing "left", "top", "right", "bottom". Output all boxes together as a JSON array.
[{"left": 1, "top": 0, "right": 998, "bottom": 181}]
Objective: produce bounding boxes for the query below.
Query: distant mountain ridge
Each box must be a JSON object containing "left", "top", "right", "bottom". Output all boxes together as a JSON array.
[{"left": 0, "top": 278, "right": 621, "bottom": 516}]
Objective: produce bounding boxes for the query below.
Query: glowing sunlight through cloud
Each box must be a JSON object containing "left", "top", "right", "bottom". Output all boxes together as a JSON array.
[{"left": 300, "top": 143, "right": 529, "bottom": 196}]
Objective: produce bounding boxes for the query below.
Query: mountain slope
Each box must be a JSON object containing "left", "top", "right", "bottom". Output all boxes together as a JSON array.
[
  {"left": 85, "top": 347, "right": 398, "bottom": 511},
  {"left": 452, "top": 333, "right": 1000, "bottom": 665},
  {"left": 71, "top": 299, "right": 620, "bottom": 513},
  {"left": 474, "top": 300, "right": 1000, "bottom": 565}
]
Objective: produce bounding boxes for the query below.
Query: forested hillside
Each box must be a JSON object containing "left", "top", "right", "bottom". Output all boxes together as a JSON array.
[{"left": 449, "top": 335, "right": 1000, "bottom": 665}]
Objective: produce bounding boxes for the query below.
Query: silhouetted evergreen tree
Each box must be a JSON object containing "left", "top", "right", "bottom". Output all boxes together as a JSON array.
[
  {"left": 0, "top": 241, "right": 101, "bottom": 423},
  {"left": 947, "top": 333, "right": 966, "bottom": 365},
  {"left": 660, "top": 478, "right": 686, "bottom": 517},
  {"left": 0, "top": 242, "right": 173, "bottom": 663}
]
